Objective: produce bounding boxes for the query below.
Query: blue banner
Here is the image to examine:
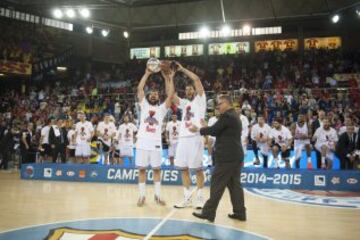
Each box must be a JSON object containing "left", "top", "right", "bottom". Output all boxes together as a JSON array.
[{"left": 21, "top": 163, "right": 360, "bottom": 192}]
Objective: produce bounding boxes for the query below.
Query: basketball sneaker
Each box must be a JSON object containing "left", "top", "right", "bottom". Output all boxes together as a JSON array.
[
  {"left": 137, "top": 197, "right": 146, "bottom": 207},
  {"left": 174, "top": 198, "right": 192, "bottom": 208},
  {"left": 194, "top": 195, "right": 204, "bottom": 210},
  {"left": 154, "top": 195, "right": 166, "bottom": 206}
]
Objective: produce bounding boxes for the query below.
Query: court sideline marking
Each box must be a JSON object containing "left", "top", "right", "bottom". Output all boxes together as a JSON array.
[{"left": 143, "top": 187, "right": 197, "bottom": 240}]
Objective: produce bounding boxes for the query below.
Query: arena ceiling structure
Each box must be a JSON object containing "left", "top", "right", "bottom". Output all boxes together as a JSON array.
[{"left": 3, "top": 0, "right": 360, "bottom": 31}]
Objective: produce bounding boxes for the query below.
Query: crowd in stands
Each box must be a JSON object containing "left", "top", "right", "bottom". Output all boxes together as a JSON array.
[
  {"left": 0, "top": 46, "right": 359, "bottom": 170},
  {"left": 0, "top": 18, "right": 70, "bottom": 64}
]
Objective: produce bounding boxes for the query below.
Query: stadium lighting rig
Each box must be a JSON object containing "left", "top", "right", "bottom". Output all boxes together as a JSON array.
[
  {"left": 242, "top": 24, "right": 251, "bottom": 35},
  {"left": 101, "top": 29, "right": 110, "bottom": 37},
  {"left": 220, "top": 25, "right": 231, "bottom": 36},
  {"left": 86, "top": 26, "right": 93, "bottom": 34},
  {"left": 331, "top": 14, "right": 340, "bottom": 23},
  {"left": 65, "top": 8, "right": 76, "bottom": 18},
  {"left": 199, "top": 26, "right": 210, "bottom": 38},
  {"left": 79, "top": 8, "right": 90, "bottom": 18},
  {"left": 53, "top": 8, "right": 63, "bottom": 19},
  {"left": 52, "top": 7, "right": 90, "bottom": 19}
]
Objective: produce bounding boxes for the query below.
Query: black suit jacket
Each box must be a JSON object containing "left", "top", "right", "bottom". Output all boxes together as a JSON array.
[
  {"left": 311, "top": 119, "right": 321, "bottom": 136},
  {"left": 335, "top": 132, "right": 357, "bottom": 159},
  {"left": 49, "top": 126, "right": 68, "bottom": 146},
  {"left": 200, "top": 108, "right": 244, "bottom": 164}
]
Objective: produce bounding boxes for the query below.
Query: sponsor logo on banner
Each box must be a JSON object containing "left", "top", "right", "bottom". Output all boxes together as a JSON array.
[
  {"left": 130, "top": 47, "right": 160, "bottom": 59},
  {"left": 55, "top": 170, "right": 62, "bottom": 177},
  {"left": 79, "top": 170, "right": 86, "bottom": 178},
  {"left": 67, "top": 171, "right": 75, "bottom": 177},
  {"left": 25, "top": 166, "right": 34, "bottom": 178},
  {"left": 0, "top": 60, "right": 32, "bottom": 75},
  {"left": 106, "top": 168, "right": 181, "bottom": 183},
  {"left": 246, "top": 188, "right": 360, "bottom": 208},
  {"left": 208, "top": 42, "right": 250, "bottom": 55},
  {"left": 44, "top": 168, "right": 52, "bottom": 178},
  {"left": 347, "top": 178, "right": 358, "bottom": 185},
  {"left": 255, "top": 39, "right": 298, "bottom": 52},
  {"left": 90, "top": 171, "right": 98, "bottom": 178},
  {"left": 314, "top": 175, "right": 326, "bottom": 186},
  {"left": 331, "top": 177, "right": 340, "bottom": 185},
  {"left": 165, "top": 44, "right": 204, "bottom": 57},
  {"left": 304, "top": 36, "right": 341, "bottom": 49}
]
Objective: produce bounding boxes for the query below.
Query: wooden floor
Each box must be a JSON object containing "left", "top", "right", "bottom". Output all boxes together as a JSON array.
[{"left": 0, "top": 171, "right": 359, "bottom": 240}]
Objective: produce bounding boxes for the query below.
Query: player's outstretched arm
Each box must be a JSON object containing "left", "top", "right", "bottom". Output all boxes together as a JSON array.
[
  {"left": 176, "top": 62, "right": 204, "bottom": 96},
  {"left": 161, "top": 70, "right": 175, "bottom": 108},
  {"left": 137, "top": 68, "right": 152, "bottom": 102}
]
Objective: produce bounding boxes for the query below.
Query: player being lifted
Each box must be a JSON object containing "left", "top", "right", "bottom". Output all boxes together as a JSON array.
[
  {"left": 173, "top": 62, "right": 207, "bottom": 209},
  {"left": 135, "top": 64, "right": 174, "bottom": 207}
]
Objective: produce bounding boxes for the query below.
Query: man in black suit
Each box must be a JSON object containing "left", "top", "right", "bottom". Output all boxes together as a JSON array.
[
  {"left": 49, "top": 118, "right": 68, "bottom": 163},
  {"left": 336, "top": 125, "right": 358, "bottom": 169},
  {"left": 189, "top": 95, "right": 246, "bottom": 222}
]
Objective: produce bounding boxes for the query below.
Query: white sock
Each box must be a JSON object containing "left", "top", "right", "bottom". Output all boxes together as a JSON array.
[
  {"left": 154, "top": 181, "right": 161, "bottom": 197},
  {"left": 208, "top": 156, "right": 213, "bottom": 165},
  {"left": 321, "top": 157, "right": 325, "bottom": 165},
  {"left": 184, "top": 187, "right": 191, "bottom": 200},
  {"left": 139, "top": 183, "right": 146, "bottom": 198},
  {"left": 197, "top": 188, "right": 203, "bottom": 199}
]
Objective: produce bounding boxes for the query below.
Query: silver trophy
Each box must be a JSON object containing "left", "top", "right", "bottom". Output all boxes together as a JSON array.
[{"left": 147, "top": 58, "right": 161, "bottom": 73}]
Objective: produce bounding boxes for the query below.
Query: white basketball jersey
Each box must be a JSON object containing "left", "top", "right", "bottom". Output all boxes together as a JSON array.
[
  {"left": 178, "top": 94, "right": 206, "bottom": 138},
  {"left": 136, "top": 98, "right": 168, "bottom": 151},
  {"left": 294, "top": 122, "right": 310, "bottom": 143},
  {"left": 166, "top": 121, "right": 181, "bottom": 144}
]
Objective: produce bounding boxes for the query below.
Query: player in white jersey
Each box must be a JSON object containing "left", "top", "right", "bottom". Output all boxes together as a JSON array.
[
  {"left": 173, "top": 62, "right": 206, "bottom": 209},
  {"left": 291, "top": 114, "right": 313, "bottom": 169},
  {"left": 135, "top": 66, "right": 174, "bottom": 207},
  {"left": 74, "top": 111, "right": 94, "bottom": 164},
  {"left": 96, "top": 113, "right": 117, "bottom": 165},
  {"left": 270, "top": 118, "right": 293, "bottom": 168},
  {"left": 66, "top": 122, "right": 76, "bottom": 163},
  {"left": 239, "top": 113, "right": 249, "bottom": 157},
  {"left": 38, "top": 118, "right": 54, "bottom": 163},
  {"left": 251, "top": 116, "right": 271, "bottom": 168},
  {"left": 312, "top": 118, "right": 338, "bottom": 169},
  {"left": 206, "top": 110, "right": 219, "bottom": 166},
  {"left": 117, "top": 115, "right": 137, "bottom": 164},
  {"left": 165, "top": 113, "right": 180, "bottom": 166}
]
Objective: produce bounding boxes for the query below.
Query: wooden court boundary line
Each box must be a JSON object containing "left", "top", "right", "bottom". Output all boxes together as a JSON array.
[
  {"left": 244, "top": 188, "right": 360, "bottom": 210},
  {"left": 143, "top": 187, "right": 198, "bottom": 240}
]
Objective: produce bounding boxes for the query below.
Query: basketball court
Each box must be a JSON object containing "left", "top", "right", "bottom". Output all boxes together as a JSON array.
[{"left": 0, "top": 171, "right": 359, "bottom": 240}]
